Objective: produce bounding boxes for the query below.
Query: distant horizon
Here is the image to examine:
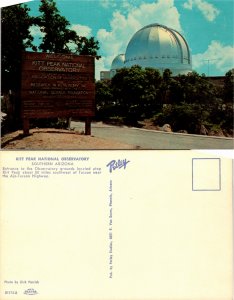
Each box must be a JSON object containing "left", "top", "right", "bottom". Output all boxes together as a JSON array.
[{"left": 2, "top": 0, "right": 234, "bottom": 79}]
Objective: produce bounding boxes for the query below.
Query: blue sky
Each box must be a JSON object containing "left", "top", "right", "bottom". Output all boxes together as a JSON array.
[{"left": 2, "top": 0, "right": 234, "bottom": 79}]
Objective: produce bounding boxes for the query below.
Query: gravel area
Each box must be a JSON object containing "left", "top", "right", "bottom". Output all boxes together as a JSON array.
[{"left": 1, "top": 128, "right": 137, "bottom": 150}]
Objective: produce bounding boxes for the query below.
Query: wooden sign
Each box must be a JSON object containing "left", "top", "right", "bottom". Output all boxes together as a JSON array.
[{"left": 21, "top": 52, "right": 95, "bottom": 135}]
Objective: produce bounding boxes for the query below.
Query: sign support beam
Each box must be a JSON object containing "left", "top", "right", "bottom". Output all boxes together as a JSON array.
[
  {"left": 85, "top": 117, "right": 91, "bottom": 135},
  {"left": 23, "top": 118, "right": 30, "bottom": 135}
]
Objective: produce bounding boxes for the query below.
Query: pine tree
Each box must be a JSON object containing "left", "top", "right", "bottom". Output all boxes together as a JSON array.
[
  {"left": 35, "top": 0, "right": 100, "bottom": 58},
  {"left": 1, "top": 4, "right": 36, "bottom": 91}
]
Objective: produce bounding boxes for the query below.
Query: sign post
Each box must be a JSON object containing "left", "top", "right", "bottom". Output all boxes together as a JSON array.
[
  {"left": 23, "top": 118, "right": 29, "bottom": 135},
  {"left": 85, "top": 117, "right": 91, "bottom": 135},
  {"left": 21, "top": 52, "right": 95, "bottom": 135}
]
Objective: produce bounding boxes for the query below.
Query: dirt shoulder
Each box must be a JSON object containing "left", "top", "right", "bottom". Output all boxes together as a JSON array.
[{"left": 1, "top": 128, "right": 137, "bottom": 150}]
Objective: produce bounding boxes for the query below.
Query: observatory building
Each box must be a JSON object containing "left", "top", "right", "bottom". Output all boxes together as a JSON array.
[
  {"left": 101, "top": 23, "right": 192, "bottom": 79},
  {"left": 110, "top": 53, "right": 125, "bottom": 78}
]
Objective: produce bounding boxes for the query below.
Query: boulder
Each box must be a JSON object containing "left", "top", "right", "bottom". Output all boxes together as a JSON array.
[
  {"left": 208, "top": 129, "right": 225, "bottom": 137},
  {"left": 0, "top": 111, "right": 7, "bottom": 122},
  {"left": 200, "top": 124, "right": 208, "bottom": 135},
  {"left": 177, "top": 130, "right": 188, "bottom": 134},
  {"left": 161, "top": 124, "right": 172, "bottom": 132}
]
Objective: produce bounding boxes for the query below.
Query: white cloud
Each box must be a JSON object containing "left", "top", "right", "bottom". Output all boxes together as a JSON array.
[
  {"left": 100, "top": 0, "right": 145, "bottom": 11},
  {"left": 67, "top": 24, "right": 92, "bottom": 52},
  {"left": 30, "top": 24, "right": 92, "bottom": 39},
  {"left": 66, "top": 41, "right": 77, "bottom": 52},
  {"left": 183, "top": 0, "right": 193, "bottom": 10},
  {"left": 30, "top": 24, "right": 92, "bottom": 53},
  {"left": 97, "top": 0, "right": 182, "bottom": 73},
  {"left": 100, "top": 0, "right": 117, "bottom": 9},
  {"left": 70, "top": 24, "right": 92, "bottom": 37},
  {"left": 192, "top": 41, "right": 234, "bottom": 74},
  {"left": 95, "top": 57, "right": 109, "bottom": 80},
  {"left": 67, "top": 24, "right": 92, "bottom": 54},
  {"left": 183, "top": 0, "right": 220, "bottom": 21},
  {"left": 29, "top": 25, "right": 45, "bottom": 38}
]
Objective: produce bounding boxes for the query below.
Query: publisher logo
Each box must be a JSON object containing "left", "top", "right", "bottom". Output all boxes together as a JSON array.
[{"left": 24, "top": 288, "right": 38, "bottom": 295}]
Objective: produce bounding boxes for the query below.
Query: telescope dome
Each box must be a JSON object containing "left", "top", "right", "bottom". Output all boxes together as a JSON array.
[
  {"left": 124, "top": 23, "right": 192, "bottom": 75},
  {"left": 110, "top": 54, "right": 125, "bottom": 77},
  {"left": 111, "top": 54, "right": 125, "bottom": 69}
]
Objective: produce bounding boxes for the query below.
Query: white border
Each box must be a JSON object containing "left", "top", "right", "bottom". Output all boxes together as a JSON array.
[{"left": 0, "top": 0, "right": 32, "bottom": 8}]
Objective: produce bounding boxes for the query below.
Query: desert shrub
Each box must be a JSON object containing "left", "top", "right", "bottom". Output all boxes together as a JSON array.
[
  {"left": 152, "top": 103, "right": 210, "bottom": 133},
  {"left": 104, "top": 116, "right": 125, "bottom": 126},
  {"left": 30, "top": 117, "right": 68, "bottom": 129}
]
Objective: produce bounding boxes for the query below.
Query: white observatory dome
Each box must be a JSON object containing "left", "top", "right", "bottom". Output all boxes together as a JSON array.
[
  {"left": 110, "top": 54, "right": 125, "bottom": 77},
  {"left": 124, "top": 23, "right": 192, "bottom": 76}
]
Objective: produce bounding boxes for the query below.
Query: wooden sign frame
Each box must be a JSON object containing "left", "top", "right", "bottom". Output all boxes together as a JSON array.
[{"left": 21, "top": 52, "right": 95, "bottom": 135}]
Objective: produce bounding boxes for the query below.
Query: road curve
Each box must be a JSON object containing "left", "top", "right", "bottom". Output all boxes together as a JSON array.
[{"left": 71, "top": 121, "right": 234, "bottom": 150}]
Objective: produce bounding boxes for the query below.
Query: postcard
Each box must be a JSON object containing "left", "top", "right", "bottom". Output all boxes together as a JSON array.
[
  {"left": 1, "top": 0, "right": 233, "bottom": 299},
  {"left": 0, "top": 150, "right": 233, "bottom": 299}
]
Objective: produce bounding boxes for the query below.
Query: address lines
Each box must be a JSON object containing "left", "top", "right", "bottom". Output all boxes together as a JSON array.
[{"left": 108, "top": 179, "right": 113, "bottom": 278}]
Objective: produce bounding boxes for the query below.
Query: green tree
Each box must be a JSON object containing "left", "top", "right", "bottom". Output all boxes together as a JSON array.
[
  {"left": 35, "top": 0, "right": 77, "bottom": 53},
  {"left": 74, "top": 36, "right": 101, "bottom": 59},
  {"left": 35, "top": 0, "right": 100, "bottom": 57},
  {"left": 1, "top": 4, "right": 36, "bottom": 91},
  {"left": 96, "top": 67, "right": 233, "bottom": 134},
  {"left": 111, "top": 65, "right": 146, "bottom": 124},
  {"left": 142, "top": 68, "right": 162, "bottom": 116},
  {"left": 1, "top": 0, "right": 101, "bottom": 132},
  {"left": 159, "top": 68, "right": 172, "bottom": 106},
  {"left": 223, "top": 69, "right": 234, "bottom": 103},
  {"left": 1, "top": 4, "right": 36, "bottom": 130},
  {"left": 153, "top": 102, "right": 210, "bottom": 133},
  {"left": 95, "top": 80, "right": 114, "bottom": 120},
  {"left": 168, "top": 78, "right": 183, "bottom": 104},
  {"left": 209, "top": 69, "right": 234, "bottom": 133},
  {"left": 181, "top": 72, "right": 217, "bottom": 105}
]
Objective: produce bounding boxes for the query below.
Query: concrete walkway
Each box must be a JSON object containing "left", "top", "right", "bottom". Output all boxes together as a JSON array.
[{"left": 71, "top": 121, "right": 234, "bottom": 150}]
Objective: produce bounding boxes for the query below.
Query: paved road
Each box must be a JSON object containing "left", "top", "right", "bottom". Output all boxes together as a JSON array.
[{"left": 71, "top": 121, "right": 234, "bottom": 149}]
